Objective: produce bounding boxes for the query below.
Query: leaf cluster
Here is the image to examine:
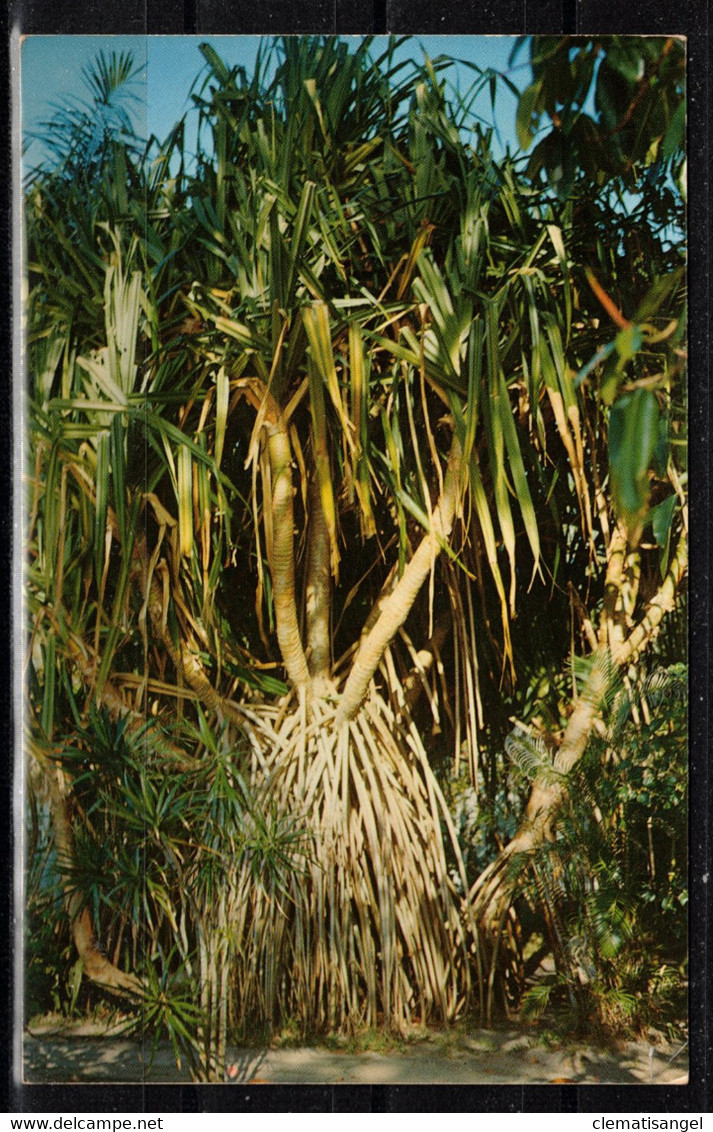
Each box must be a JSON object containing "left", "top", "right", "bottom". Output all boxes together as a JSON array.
[{"left": 514, "top": 36, "right": 685, "bottom": 198}]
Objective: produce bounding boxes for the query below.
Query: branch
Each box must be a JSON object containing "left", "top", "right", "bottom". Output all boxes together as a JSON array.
[
  {"left": 265, "top": 421, "right": 312, "bottom": 690},
  {"left": 598, "top": 521, "right": 628, "bottom": 649},
  {"left": 143, "top": 560, "right": 247, "bottom": 727},
  {"left": 335, "top": 436, "right": 462, "bottom": 726},
  {"left": 470, "top": 527, "right": 688, "bottom": 949},
  {"left": 617, "top": 528, "right": 687, "bottom": 667},
  {"left": 31, "top": 751, "right": 144, "bottom": 998}
]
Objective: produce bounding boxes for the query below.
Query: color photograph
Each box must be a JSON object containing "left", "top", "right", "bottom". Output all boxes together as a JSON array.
[{"left": 20, "top": 34, "right": 689, "bottom": 1085}]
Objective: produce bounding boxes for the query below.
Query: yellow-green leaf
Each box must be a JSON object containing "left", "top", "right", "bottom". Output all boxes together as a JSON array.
[
  {"left": 214, "top": 367, "right": 229, "bottom": 470},
  {"left": 177, "top": 444, "right": 194, "bottom": 559}
]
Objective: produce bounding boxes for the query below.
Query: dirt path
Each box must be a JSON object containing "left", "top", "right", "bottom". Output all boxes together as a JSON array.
[{"left": 23, "top": 1023, "right": 688, "bottom": 1086}]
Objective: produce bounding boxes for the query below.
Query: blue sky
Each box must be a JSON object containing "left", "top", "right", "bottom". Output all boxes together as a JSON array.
[{"left": 20, "top": 34, "right": 525, "bottom": 170}]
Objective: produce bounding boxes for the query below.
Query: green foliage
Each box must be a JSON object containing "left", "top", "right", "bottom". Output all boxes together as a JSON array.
[
  {"left": 514, "top": 36, "right": 685, "bottom": 197},
  {"left": 512, "top": 38, "right": 687, "bottom": 547},
  {"left": 25, "top": 867, "right": 73, "bottom": 1019},
  {"left": 46, "top": 707, "right": 312, "bottom": 1076},
  {"left": 24, "top": 35, "right": 688, "bottom": 1062},
  {"left": 520, "top": 664, "right": 687, "bottom": 1037},
  {"left": 609, "top": 388, "right": 660, "bottom": 534},
  {"left": 26, "top": 49, "right": 145, "bottom": 185},
  {"left": 135, "top": 959, "right": 205, "bottom": 1077}
]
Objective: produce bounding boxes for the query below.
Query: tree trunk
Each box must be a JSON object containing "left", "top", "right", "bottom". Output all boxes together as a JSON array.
[
  {"left": 266, "top": 421, "right": 312, "bottom": 691},
  {"left": 239, "top": 377, "right": 311, "bottom": 693},
  {"left": 305, "top": 471, "right": 332, "bottom": 686}
]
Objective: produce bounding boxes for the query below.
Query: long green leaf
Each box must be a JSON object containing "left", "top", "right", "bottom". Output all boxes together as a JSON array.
[
  {"left": 307, "top": 354, "right": 339, "bottom": 574},
  {"left": 498, "top": 370, "right": 541, "bottom": 580},
  {"left": 349, "top": 322, "right": 375, "bottom": 537},
  {"left": 286, "top": 180, "right": 316, "bottom": 306},
  {"left": 484, "top": 303, "right": 516, "bottom": 612},
  {"left": 214, "top": 367, "right": 229, "bottom": 470},
  {"left": 94, "top": 430, "right": 110, "bottom": 587},
  {"left": 109, "top": 413, "right": 126, "bottom": 545},
  {"left": 40, "top": 633, "right": 56, "bottom": 741},
  {"left": 177, "top": 444, "right": 194, "bottom": 559}
]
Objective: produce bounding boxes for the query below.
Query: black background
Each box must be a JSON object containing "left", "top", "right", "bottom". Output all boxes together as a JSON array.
[{"left": 1, "top": 0, "right": 710, "bottom": 1114}]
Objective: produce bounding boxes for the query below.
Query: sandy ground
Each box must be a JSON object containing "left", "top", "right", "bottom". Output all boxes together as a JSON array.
[{"left": 23, "top": 1021, "right": 689, "bottom": 1086}]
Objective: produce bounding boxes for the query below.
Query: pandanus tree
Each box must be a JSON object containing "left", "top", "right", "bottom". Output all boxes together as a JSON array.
[
  {"left": 25, "top": 35, "right": 687, "bottom": 1072},
  {"left": 469, "top": 34, "right": 687, "bottom": 997}
]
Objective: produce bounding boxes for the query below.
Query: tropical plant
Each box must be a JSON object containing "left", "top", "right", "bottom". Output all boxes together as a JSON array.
[
  {"left": 514, "top": 35, "right": 686, "bottom": 199},
  {"left": 467, "top": 36, "right": 687, "bottom": 1004},
  {"left": 24, "top": 34, "right": 687, "bottom": 1076},
  {"left": 517, "top": 663, "right": 687, "bottom": 1037}
]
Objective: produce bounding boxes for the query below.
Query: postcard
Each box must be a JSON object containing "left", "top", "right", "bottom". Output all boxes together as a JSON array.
[{"left": 18, "top": 33, "right": 689, "bottom": 1086}]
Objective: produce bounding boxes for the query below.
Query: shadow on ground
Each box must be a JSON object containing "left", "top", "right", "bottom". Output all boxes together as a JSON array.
[{"left": 23, "top": 1024, "right": 689, "bottom": 1086}]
